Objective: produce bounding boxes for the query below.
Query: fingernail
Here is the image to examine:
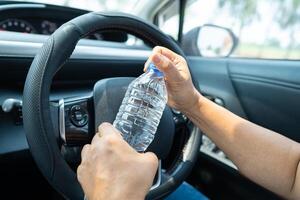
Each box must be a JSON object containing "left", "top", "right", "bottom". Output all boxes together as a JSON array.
[{"left": 153, "top": 54, "right": 161, "bottom": 63}]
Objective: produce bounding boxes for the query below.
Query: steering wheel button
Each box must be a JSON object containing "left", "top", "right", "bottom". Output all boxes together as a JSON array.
[
  {"left": 74, "top": 105, "right": 81, "bottom": 111},
  {"left": 74, "top": 111, "right": 83, "bottom": 121},
  {"left": 70, "top": 105, "right": 88, "bottom": 127}
]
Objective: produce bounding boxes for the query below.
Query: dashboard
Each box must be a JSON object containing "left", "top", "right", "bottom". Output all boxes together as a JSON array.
[
  {"left": 0, "top": 2, "right": 128, "bottom": 42},
  {"left": 0, "top": 18, "right": 60, "bottom": 34},
  {"left": 0, "top": 17, "right": 105, "bottom": 40}
]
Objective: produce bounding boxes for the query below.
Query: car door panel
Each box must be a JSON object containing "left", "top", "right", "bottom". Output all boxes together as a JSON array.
[
  {"left": 187, "top": 56, "right": 298, "bottom": 199},
  {"left": 188, "top": 57, "right": 247, "bottom": 118},
  {"left": 188, "top": 57, "right": 300, "bottom": 141},
  {"left": 229, "top": 59, "right": 300, "bottom": 142}
]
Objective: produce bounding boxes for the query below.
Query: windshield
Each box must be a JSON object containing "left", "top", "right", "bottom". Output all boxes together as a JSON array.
[{"left": 8, "top": 0, "right": 141, "bottom": 13}]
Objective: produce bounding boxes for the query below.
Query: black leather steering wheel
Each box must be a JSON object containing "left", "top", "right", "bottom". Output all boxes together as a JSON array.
[{"left": 23, "top": 12, "right": 201, "bottom": 200}]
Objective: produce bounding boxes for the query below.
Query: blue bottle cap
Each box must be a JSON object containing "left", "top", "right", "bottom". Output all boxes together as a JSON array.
[{"left": 147, "top": 63, "right": 164, "bottom": 77}]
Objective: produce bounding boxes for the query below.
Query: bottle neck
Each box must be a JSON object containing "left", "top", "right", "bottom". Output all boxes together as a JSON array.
[{"left": 147, "top": 63, "right": 164, "bottom": 77}]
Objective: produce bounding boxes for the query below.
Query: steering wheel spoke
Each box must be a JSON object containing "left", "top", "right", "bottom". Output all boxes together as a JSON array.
[
  {"left": 58, "top": 95, "right": 94, "bottom": 146},
  {"left": 150, "top": 160, "right": 162, "bottom": 191}
]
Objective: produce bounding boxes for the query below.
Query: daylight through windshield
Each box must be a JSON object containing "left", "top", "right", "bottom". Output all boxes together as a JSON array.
[{"left": 10, "top": 0, "right": 140, "bottom": 12}]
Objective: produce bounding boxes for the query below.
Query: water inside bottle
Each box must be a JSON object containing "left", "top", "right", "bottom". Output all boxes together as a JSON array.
[{"left": 113, "top": 63, "right": 167, "bottom": 152}]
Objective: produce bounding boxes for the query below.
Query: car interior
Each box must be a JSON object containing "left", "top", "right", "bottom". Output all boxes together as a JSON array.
[{"left": 1, "top": 0, "right": 299, "bottom": 199}]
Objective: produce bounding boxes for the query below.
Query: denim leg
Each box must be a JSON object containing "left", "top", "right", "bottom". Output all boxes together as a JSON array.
[{"left": 165, "top": 182, "right": 209, "bottom": 200}]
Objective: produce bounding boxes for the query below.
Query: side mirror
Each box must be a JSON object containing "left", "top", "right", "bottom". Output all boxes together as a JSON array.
[{"left": 181, "top": 24, "right": 238, "bottom": 57}]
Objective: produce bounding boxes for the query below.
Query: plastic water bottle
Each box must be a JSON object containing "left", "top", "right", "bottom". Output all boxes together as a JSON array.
[{"left": 113, "top": 63, "right": 168, "bottom": 152}]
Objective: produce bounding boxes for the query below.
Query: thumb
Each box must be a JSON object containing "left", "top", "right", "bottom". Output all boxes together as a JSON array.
[{"left": 150, "top": 53, "right": 181, "bottom": 81}]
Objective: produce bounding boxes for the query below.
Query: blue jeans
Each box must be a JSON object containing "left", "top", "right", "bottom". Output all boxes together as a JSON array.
[{"left": 165, "top": 182, "right": 209, "bottom": 200}]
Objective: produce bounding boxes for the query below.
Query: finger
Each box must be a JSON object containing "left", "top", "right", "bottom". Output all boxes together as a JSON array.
[
  {"left": 80, "top": 144, "right": 91, "bottom": 162},
  {"left": 76, "top": 164, "right": 83, "bottom": 180},
  {"left": 98, "top": 122, "right": 122, "bottom": 139},
  {"left": 144, "top": 46, "right": 179, "bottom": 72},
  {"left": 150, "top": 53, "right": 182, "bottom": 81},
  {"left": 152, "top": 46, "right": 179, "bottom": 62},
  {"left": 92, "top": 122, "right": 122, "bottom": 145}
]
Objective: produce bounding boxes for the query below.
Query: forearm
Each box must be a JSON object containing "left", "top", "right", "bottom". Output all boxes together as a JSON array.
[{"left": 184, "top": 95, "right": 300, "bottom": 199}]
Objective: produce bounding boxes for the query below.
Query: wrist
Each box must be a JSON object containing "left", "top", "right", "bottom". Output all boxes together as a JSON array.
[
  {"left": 182, "top": 88, "right": 203, "bottom": 114},
  {"left": 182, "top": 90, "right": 205, "bottom": 117}
]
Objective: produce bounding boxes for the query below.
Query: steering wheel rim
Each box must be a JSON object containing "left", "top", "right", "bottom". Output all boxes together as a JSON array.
[{"left": 23, "top": 12, "right": 201, "bottom": 200}]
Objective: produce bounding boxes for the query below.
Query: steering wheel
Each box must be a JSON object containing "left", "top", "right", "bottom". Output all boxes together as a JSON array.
[{"left": 23, "top": 12, "right": 201, "bottom": 200}]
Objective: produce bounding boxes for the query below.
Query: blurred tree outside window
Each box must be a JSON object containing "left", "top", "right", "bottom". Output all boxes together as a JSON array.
[{"left": 183, "top": 0, "right": 300, "bottom": 60}]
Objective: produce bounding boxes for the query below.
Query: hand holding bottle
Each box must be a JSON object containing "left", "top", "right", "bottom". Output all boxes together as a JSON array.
[{"left": 144, "top": 46, "right": 201, "bottom": 114}]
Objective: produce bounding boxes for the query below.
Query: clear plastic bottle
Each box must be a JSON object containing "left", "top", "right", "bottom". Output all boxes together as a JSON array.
[{"left": 113, "top": 63, "right": 167, "bottom": 152}]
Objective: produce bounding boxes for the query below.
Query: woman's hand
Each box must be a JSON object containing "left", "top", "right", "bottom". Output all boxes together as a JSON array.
[
  {"left": 144, "top": 46, "right": 201, "bottom": 114},
  {"left": 77, "top": 123, "right": 158, "bottom": 200}
]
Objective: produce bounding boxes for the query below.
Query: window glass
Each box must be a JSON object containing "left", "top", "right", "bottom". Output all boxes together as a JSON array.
[
  {"left": 184, "top": 0, "right": 300, "bottom": 60},
  {"left": 10, "top": 0, "right": 140, "bottom": 12},
  {"left": 157, "top": 1, "right": 180, "bottom": 40}
]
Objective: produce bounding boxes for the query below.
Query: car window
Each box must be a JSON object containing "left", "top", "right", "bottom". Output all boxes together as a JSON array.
[
  {"left": 10, "top": 0, "right": 140, "bottom": 12},
  {"left": 183, "top": 0, "right": 300, "bottom": 60},
  {"left": 157, "top": 1, "right": 180, "bottom": 40}
]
